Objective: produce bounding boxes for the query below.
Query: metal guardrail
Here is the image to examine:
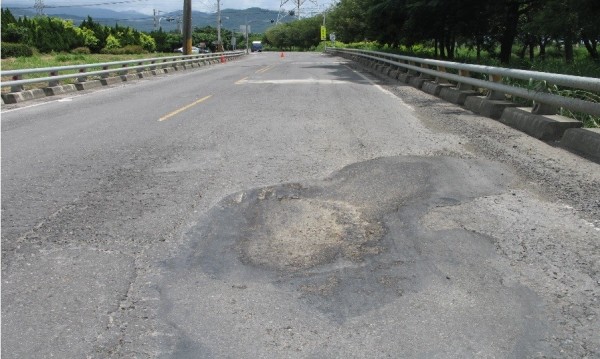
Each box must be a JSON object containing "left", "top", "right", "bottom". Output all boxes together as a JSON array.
[
  {"left": 326, "top": 48, "right": 600, "bottom": 117},
  {"left": 1, "top": 51, "right": 246, "bottom": 92}
]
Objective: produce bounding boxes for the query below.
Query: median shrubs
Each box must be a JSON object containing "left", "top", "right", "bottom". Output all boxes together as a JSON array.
[{"left": 1, "top": 42, "right": 34, "bottom": 58}]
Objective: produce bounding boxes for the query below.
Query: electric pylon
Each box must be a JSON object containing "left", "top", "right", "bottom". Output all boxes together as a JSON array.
[
  {"left": 34, "top": 0, "right": 45, "bottom": 16},
  {"left": 277, "top": 0, "right": 318, "bottom": 24}
]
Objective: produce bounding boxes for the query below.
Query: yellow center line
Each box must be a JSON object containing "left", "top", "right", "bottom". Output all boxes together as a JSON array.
[
  {"left": 159, "top": 95, "right": 213, "bottom": 122},
  {"left": 255, "top": 66, "right": 272, "bottom": 74},
  {"left": 235, "top": 76, "right": 248, "bottom": 85}
]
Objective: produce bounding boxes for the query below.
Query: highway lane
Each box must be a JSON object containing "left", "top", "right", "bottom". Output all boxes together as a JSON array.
[{"left": 2, "top": 52, "right": 600, "bottom": 358}]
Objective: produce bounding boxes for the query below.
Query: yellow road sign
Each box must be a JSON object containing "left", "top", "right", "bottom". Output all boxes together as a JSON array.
[{"left": 321, "top": 26, "right": 326, "bottom": 41}]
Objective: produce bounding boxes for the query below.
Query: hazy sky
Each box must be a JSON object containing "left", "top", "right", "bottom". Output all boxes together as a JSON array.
[{"left": 23, "top": 0, "right": 330, "bottom": 15}]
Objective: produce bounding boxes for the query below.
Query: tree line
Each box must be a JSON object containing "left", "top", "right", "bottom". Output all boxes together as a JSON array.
[
  {"left": 0, "top": 8, "right": 250, "bottom": 57},
  {"left": 330, "top": 0, "right": 600, "bottom": 63},
  {"left": 264, "top": 0, "right": 599, "bottom": 64}
]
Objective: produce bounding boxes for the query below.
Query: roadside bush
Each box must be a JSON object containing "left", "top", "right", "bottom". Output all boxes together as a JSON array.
[
  {"left": 55, "top": 53, "right": 86, "bottom": 62},
  {"left": 72, "top": 47, "right": 91, "bottom": 54},
  {"left": 100, "top": 45, "right": 147, "bottom": 55},
  {"left": 1, "top": 42, "right": 33, "bottom": 58}
]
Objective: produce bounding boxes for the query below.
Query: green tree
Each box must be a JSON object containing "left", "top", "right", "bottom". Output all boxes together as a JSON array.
[{"left": 79, "top": 16, "right": 109, "bottom": 52}]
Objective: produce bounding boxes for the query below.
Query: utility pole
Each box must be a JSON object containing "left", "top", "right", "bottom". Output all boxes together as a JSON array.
[
  {"left": 217, "top": 0, "right": 223, "bottom": 52},
  {"left": 183, "top": 0, "right": 192, "bottom": 54},
  {"left": 245, "top": 16, "right": 249, "bottom": 54}
]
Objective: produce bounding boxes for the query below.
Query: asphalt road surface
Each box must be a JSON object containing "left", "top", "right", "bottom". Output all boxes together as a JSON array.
[{"left": 2, "top": 52, "right": 599, "bottom": 358}]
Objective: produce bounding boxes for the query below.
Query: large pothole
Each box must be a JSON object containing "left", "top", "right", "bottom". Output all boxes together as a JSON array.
[{"left": 239, "top": 198, "right": 385, "bottom": 272}]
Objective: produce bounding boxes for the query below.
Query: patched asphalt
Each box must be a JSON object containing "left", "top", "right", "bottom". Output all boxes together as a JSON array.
[{"left": 161, "top": 156, "right": 550, "bottom": 357}]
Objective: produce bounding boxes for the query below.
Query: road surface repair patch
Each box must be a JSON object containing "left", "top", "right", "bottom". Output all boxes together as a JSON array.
[{"left": 161, "top": 156, "right": 550, "bottom": 357}]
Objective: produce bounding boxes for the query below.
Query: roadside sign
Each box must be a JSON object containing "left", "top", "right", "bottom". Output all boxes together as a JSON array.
[
  {"left": 321, "top": 26, "right": 326, "bottom": 41},
  {"left": 330, "top": 33, "right": 336, "bottom": 42}
]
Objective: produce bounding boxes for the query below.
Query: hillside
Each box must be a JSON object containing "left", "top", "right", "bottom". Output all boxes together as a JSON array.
[{"left": 0, "top": 3, "right": 284, "bottom": 34}]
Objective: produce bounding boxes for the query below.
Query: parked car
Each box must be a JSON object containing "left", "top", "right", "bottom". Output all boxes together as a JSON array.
[{"left": 174, "top": 46, "right": 200, "bottom": 54}]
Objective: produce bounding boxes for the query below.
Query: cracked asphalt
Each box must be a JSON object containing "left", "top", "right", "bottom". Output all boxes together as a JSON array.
[{"left": 2, "top": 52, "right": 599, "bottom": 358}]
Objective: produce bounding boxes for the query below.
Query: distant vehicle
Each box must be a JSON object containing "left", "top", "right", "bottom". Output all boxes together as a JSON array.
[
  {"left": 251, "top": 41, "right": 263, "bottom": 52},
  {"left": 174, "top": 46, "right": 200, "bottom": 54}
]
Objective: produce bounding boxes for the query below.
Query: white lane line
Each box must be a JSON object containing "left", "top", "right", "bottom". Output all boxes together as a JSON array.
[
  {"left": 344, "top": 65, "right": 415, "bottom": 111},
  {"left": 235, "top": 79, "right": 350, "bottom": 85}
]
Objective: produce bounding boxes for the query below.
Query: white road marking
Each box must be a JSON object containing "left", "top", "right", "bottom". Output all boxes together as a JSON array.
[{"left": 344, "top": 65, "right": 415, "bottom": 111}]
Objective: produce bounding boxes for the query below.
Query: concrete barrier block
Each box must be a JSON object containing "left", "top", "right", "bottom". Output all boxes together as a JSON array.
[
  {"left": 75, "top": 80, "right": 102, "bottom": 91},
  {"left": 408, "top": 76, "right": 427, "bottom": 89},
  {"left": 500, "top": 107, "right": 582, "bottom": 141},
  {"left": 422, "top": 82, "right": 455, "bottom": 96},
  {"left": 464, "top": 96, "right": 519, "bottom": 119},
  {"left": 100, "top": 77, "right": 122, "bottom": 86},
  {"left": 152, "top": 69, "right": 166, "bottom": 75},
  {"left": 2, "top": 92, "right": 24, "bottom": 104},
  {"left": 438, "top": 87, "right": 479, "bottom": 105},
  {"left": 561, "top": 128, "right": 600, "bottom": 162},
  {"left": 397, "top": 73, "right": 414, "bottom": 84},
  {"left": 43, "top": 84, "right": 77, "bottom": 96},
  {"left": 120, "top": 74, "right": 137, "bottom": 81},
  {"left": 2, "top": 88, "right": 47, "bottom": 103}
]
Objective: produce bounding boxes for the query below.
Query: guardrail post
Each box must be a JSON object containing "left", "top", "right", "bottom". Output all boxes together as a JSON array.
[
  {"left": 435, "top": 66, "right": 449, "bottom": 84},
  {"left": 136, "top": 62, "right": 144, "bottom": 74},
  {"left": 120, "top": 64, "right": 128, "bottom": 76},
  {"left": 531, "top": 85, "right": 558, "bottom": 115},
  {"left": 408, "top": 61, "right": 418, "bottom": 75},
  {"left": 457, "top": 70, "right": 472, "bottom": 90},
  {"left": 486, "top": 74, "right": 505, "bottom": 100},
  {"left": 420, "top": 63, "right": 433, "bottom": 79},
  {"left": 48, "top": 71, "right": 59, "bottom": 87},
  {"left": 101, "top": 66, "right": 110, "bottom": 79},
  {"left": 150, "top": 60, "right": 156, "bottom": 71},
  {"left": 77, "top": 68, "right": 87, "bottom": 83},
  {"left": 10, "top": 75, "right": 24, "bottom": 92}
]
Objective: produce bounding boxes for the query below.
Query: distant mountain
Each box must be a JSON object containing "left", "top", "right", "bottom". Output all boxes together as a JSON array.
[
  {"left": 1, "top": 3, "right": 286, "bottom": 33},
  {"left": 1, "top": 2, "right": 147, "bottom": 19}
]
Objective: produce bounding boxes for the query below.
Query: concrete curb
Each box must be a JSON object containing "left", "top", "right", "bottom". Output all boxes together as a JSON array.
[
  {"left": 397, "top": 73, "right": 414, "bottom": 84},
  {"left": 1, "top": 55, "right": 244, "bottom": 104},
  {"left": 464, "top": 96, "right": 519, "bottom": 119},
  {"left": 2, "top": 88, "right": 46, "bottom": 104},
  {"left": 500, "top": 107, "right": 583, "bottom": 141},
  {"left": 43, "top": 84, "right": 77, "bottom": 97},
  {"left": 75, "top": 80, "right": 102, "bottom": 91},
  {"left": 561, "top": 128, "right": 600, "bottom": 162},
  {"left": 422, "top": 82, "right": 454, "bottom": 97},
  {"left": 342, "top": 54, "right": 597, "bottom": 162},
  {"left": 408, "top": 77, "right": 427, "bottom": 89},
  {"left": 100, "top": 77, "right": 122, "bottom": 86},
  {"left": 438, "top": 87, "right": 479, "bottom": 106}
]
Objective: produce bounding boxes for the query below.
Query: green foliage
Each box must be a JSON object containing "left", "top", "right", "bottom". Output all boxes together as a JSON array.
[
  {"left": 72, "top": 47, "right": 92, "bottom": 55},
  {"left": 100, "top": 45, "right": 147, "bottom": 55},
  {"left": 1, "top": 42, "right": 34, "bottom": 58},
  {"left": 0, "top": 9, "right": 161, "bottom": 55},
  {"left": 265, "top": 17, "right": 322, "bottom": 50},
  {"left": 325, "top": 0, "right": 600, "bottom": 64},
  {"left": 2, "top": 23, "right": 30, "bottom": 43},
  {"left": 74, "top": 26, "right": 99, "bottom": 49},
  {"left": 138, "top": 33, "right": 157, "bottom": 52},
  {"left": 103, "top": 34, "right": 121, "bottom": 50},
  {"left": 55, "top": 53, "right": 86, "bottom": 62}
]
